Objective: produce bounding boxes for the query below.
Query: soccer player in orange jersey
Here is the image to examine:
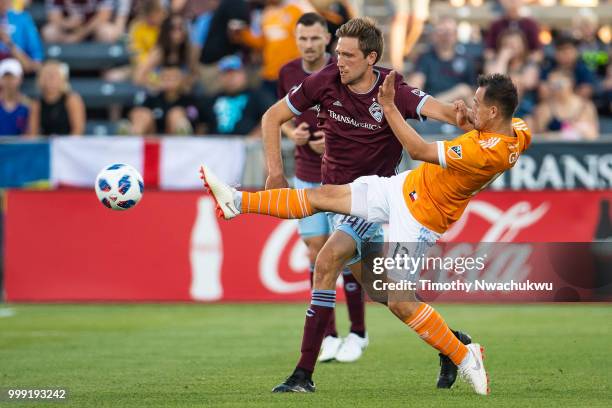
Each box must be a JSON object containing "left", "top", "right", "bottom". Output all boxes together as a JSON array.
[{"left": 201, "top": 72, "right": 531, "bottom": 395}]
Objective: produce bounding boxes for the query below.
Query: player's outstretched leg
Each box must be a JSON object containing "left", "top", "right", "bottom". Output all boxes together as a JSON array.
[
  {"left": 391, "top": 301, "right": 489, "bottom": 395},
  {"left": 200, "top": 165, "right": 351, "bottom": 220}
]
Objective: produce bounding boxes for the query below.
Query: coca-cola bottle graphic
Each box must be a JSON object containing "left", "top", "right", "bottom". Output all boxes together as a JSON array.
[{"left": 190, "top": 197, "right": 223, "bottom": 301}]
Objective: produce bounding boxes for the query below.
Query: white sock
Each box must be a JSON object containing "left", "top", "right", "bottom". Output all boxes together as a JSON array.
[
  {"left": 458, "top": 347, "right": 473, "bottom": 370},
  {"left": 233, "top": 191, "right": 242, "bottom": 212}
]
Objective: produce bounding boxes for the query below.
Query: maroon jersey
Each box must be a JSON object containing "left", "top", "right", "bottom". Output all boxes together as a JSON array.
[
  {"left": 286, "top": 64, "right": 429, "bottom": 184},
  {"left": 278, "top": 56, "right": 334, "bottom": 183}
]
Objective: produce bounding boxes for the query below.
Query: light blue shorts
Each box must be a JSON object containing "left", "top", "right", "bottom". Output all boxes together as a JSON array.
[
  {"left": 293, "top": 177, "right": 332, "bottom": 238},
  {"left": 327, "top": 213, "right": 384, "bottom": 266}
]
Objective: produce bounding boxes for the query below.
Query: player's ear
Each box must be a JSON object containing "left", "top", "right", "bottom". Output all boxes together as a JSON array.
[
  {"left": 489, "top": 105, "right": 498, "bottom": 120},
  {"left": 367, "top": 51, "right": 377, "bottom": 66}
]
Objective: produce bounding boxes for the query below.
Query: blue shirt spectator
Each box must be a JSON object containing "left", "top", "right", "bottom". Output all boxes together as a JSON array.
[
  {"left": 0, "top": 1, "right": 44, "bottom": 73},
  {"left": 0, "top": 58, "right": 29, "bottom": 136}
]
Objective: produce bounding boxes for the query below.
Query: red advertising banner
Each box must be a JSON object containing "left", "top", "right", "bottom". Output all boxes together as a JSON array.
[{"left": 4, "top": 190, "right": 612, "bottom": 302}]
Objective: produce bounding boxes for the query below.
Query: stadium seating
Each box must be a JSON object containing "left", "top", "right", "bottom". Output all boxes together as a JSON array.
[
  {"left": 45, "top": 43, "right": 130, "bottom": 71},
  {"left": 21, "top": 78, "right": 146, "bottom": 109}
]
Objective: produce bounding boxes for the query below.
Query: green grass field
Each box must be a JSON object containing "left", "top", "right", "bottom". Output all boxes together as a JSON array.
[{"left": 0, "top": 303, "right": 610, "bottom": 407}]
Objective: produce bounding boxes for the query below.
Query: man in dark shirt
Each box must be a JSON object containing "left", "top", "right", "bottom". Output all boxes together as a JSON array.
[
  {"left": 540, "top": 34, "right": 597, "bottom": 100},
  {"left": 201, "top": 55, "right": 273, "bottom": 136},
  {"left": 408, "top": 17, "right": 475, "bottom": 103},
  {"left": 129, "top": 65, "right": 200, "bottom": 135},
  {"left": 191, "top": 0, "right": 250, "bottom": 95},
  {"left": 261, "top": 17, "right": 470, "bottom": 393}
]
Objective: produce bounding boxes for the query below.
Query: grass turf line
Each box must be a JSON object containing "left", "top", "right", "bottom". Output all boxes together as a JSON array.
[{"left": 0, "top": 304, "right": 610, "bottom": 407}]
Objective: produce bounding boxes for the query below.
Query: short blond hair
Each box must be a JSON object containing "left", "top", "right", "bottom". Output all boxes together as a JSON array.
[
  {"left": 37, "top": 60, "right": 70, "bottom": 93},
  {"left": 336, "top": 17, "right": 383, "bottom": 64}
]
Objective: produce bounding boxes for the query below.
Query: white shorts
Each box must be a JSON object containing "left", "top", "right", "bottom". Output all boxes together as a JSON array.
[
  {"left": 349, "top": 171, "right": 441, "bottom": 243},
  {"left": 350, "top": 171, "right": 441, "bottom": 282}
]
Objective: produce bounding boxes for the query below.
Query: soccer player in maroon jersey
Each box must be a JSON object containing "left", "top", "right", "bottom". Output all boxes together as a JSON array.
[
  {"left": 267, "top": 17, "right": 472, "bottom": 392},
  {"left": 278, "top": 12, "right": 369, "bottom": 363}
]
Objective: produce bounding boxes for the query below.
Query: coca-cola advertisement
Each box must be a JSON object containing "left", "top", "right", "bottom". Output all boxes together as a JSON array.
[{"left": 4, "top": 189, "right": 612, "bottom": 302}]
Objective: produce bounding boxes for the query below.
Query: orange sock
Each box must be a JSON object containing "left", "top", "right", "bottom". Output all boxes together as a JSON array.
[
  {"left": 241, "top": 188, "right": 314, "bottom": 219},
  {"left": 404, "top": 303, "right": 468, "bottom": 365}
]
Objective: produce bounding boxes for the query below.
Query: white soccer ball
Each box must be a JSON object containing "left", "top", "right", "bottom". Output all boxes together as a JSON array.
[{"left": 94, "top": 164, "right": 144, "bottom": 210}]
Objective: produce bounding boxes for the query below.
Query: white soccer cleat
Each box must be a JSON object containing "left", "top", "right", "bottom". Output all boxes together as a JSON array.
[
  {"left": 318, "top": 336, "right": 343, "bottom": 362},
  {"left": 335, "top": 332, "right": 369, "bottom": 363},
  {"left": 458, "top": 343, "right": 490, "bottom": 395},
  {"left": 199, "top": 165, "right": 239, "bottom": 220}
]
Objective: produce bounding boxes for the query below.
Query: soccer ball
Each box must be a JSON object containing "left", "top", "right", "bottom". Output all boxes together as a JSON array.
[{"left": 95, "top": 164, "right": 144, "bottom": 210}]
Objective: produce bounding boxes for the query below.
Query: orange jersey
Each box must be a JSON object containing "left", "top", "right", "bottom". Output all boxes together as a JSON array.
[
  {"left": 241, "top": 1, "right": 311, "bottom": 81},
  {"left": 402, "top": 118, "right": 532, "bottom": 234}
]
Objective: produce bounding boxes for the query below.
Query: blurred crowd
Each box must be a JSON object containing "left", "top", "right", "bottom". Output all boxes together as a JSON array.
[{"left": 0, "top": 0, "right": 610, "bottom": 140}]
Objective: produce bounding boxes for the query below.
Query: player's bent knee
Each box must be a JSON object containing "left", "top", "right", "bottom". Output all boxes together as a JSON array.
[{"left": 387, "top": 300, "right": 420, "bottom": 321}]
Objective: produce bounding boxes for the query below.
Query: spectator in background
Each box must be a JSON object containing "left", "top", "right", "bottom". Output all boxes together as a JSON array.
[
  {"left": 191, "top": 0, "right": 249, "bottom": 95},
  {"left": 109, "top": 0, "right": 133, "bottom": 42},
  {"left": 408, "top": 17, "right": 475, "bottom": 103},
  {"left": 129, "top": 64, "right": 200, "bottom": 135},
  {"left": 573, "top": 10, "right": 608, "bottom": 80},
  {"left": 42, "top": 0, "right": 123, "bottom": 43},
  {"left": 0, "top": 0, "right": 43, "bottom": 73},
  {"left": 541, "top": 34, "right": 597, "bottom": 100},
  {"left": 200, "top": 55, "right": 273, "bottom": 136},
  {"left": 0, "top": 59, "right": 29, "bottom": 136},
  {"left": 485, "top": 28, "right": 539, "bottom": 116},
  {"left": 171, "top": 0, "right": 215, "bottom": 20},
  {"left": 604, "top": 65, "right": 612, "bottom": 116},
  {"left": 28, "top": 61, "right": 85, "bottom": 136},
  {"left": 233, "top": 0, "right": 312, "bottom": 99},
  {"left": 105, "top": 0, "right": 166, "bottom": 82},
  {"left": 133, "top": 13, "right": 197, "bottom": 91},
  {"left": 485, "top": 0, "right": 542, "bottom": 62},
  {"left": 389, "top": 0, "right": 430, "bottom": 72},
  {"left": 530, "top": 70, "right": 598, "bottom": 140},
  {"left": 309, "top": 0, "right": 354, "bottom": 53}
]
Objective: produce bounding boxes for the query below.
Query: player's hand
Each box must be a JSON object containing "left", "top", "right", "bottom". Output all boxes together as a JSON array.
[
  {"left": 288, "top": 122, "right": 311, "bottom": 146},
  {"left": 265, "top": 173, "right": 289, "bottom": 190},
  {"left": 378, "top": 70, "right": 396, "bottom": 110},
  {"left": 454, "top": 100, "right": 474, "bottom": 130},
  {"left": 309, "top": 131, "right": 325, "bottom": 155}
]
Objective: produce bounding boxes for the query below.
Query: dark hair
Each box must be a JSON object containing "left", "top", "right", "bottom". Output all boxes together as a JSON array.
[
  {"left": 296, "top": 12, "right": 328, "bottom": 31},
  {"left": 158, "top": 13, "right": 190, "bottom": 66},
  {"left": 477, "top": 74, "right": 518, "bottom": 119},
  {"left": 335, "top": 17, "right": 383, "bottom": 64},
  {"left": 555, "top": 33, "right": 579, "bottom": 49}
]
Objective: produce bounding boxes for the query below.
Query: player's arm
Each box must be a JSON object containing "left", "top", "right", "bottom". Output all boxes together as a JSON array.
[
  {"left": 262, "top": 99, "right": 296, "bottom": 188},
  {"left": 378, "top": 72, "right": 439, "bottom": 164},
  {"left": 420, "top": 96, "right": 474, "bottom": 132}
]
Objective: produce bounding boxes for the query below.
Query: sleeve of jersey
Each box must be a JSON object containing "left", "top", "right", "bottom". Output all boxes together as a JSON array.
[
  {"left": 438, "top": 138, "right": 487, "bottom": 171},
  {"left": 285, "top": 74, "right": 319, "bottom": 116},
  {"left": 395, "top": 83, "right": 430, "bottom": 122},
  {"left": 277, "top": 69, "right": 286, "bottom": 99}
]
